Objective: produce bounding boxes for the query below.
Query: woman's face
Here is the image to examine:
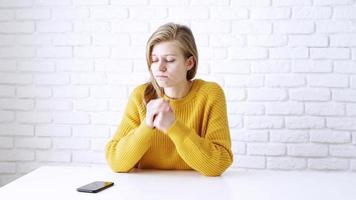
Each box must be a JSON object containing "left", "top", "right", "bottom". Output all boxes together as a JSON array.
[{"left": 150, "top": 41, "right": 193, "bottom": 88}]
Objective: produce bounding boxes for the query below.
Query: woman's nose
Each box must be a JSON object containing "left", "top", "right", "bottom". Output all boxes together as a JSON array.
[{"left": 158, "top": 61, "right": 167, "bottom": 71}]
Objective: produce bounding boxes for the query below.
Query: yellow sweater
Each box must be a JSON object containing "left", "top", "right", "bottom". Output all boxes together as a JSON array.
[{"left": 105, "top": 79, "right": 233, "bottom": 176}]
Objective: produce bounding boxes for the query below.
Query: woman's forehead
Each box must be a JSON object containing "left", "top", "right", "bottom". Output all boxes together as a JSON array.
[{"left": 152, "top": 41, "right": 183, "bottom": 56}]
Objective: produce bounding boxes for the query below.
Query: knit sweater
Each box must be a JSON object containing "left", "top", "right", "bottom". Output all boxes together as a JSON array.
[{"left": 105, "top": 79, "right": 233, "bottom": 176}]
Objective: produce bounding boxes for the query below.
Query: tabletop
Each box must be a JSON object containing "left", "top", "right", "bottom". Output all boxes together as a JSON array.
[{"left": 0, "top": 166, "right": 355, "bottom": 200}]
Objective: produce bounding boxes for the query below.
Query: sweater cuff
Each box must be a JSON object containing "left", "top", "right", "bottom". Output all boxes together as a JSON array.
[{"left": 166, "top": 119, "right": 191, "bottom": 144}]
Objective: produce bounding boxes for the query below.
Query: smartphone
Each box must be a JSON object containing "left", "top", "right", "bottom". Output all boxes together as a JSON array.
[{"left": 76, "top": 181, "right": 114, "bottom": 193}]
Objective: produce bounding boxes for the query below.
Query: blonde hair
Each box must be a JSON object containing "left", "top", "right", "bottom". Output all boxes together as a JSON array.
[{"left": 143, "top": 22, "right": 198, "bottom": 104}]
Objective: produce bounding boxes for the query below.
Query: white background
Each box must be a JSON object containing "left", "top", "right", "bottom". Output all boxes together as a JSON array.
[{"left": 1, "top": 0, "right": 356, "bottom": 186}]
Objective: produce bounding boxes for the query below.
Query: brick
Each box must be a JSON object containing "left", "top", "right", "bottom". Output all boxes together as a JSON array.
[
  {"left": 353, "top": 133, "right": 356, "bottom": 144},
  {"left": 352, "top": 76, "right": 356, "bottom": 88},
  {"left": 52, "top": 34, "right": 91, "bottom": 45},
  {"left": 111, "top": 20, "right": 148, "bottom": 33},
  {"left": 72, "top": 151, "right": 105, "bottom": 164},
  {"left": 316, "top": 20, "right": 356, "bottom": 33},
  {"left": 330, "top": 146, "right": 356, "bottom": 157},
  {"left": 34, "top": 0, "right": 72, "bottom": 6},
  {"left": 56, "top": 59, "right": 94, "bottom": 72},
  {"left": 15, "top": 34, "right": 51, "bottom": 45},
  {"left": 109, "top": 99, "right": 129, "bottom": 112},
  {"left": 266, "top": 102, "right": 303, "bottom": 115},
  {"left": 0, "top": 137, "right": 13, "bottom": 148},
  {"left": 267, "top": 157, "right": 306, "bottom": 170},
  {"left": 229, "top": 47, "right": 267, "bottom": 59},
  {"left": 251, "top": 60, "right": 290, "bottom": 73},
  {"left": 17, "top": 162, "right": 40, "bottom": 173},
  {"left": 37, "top": 47, "right": 72, "bottom": 58},
  {"left": 111, "top": 46, "right": 145, "bottom": 59},
  {"left": 248, "top": 143, "right": 286, "bottom": 156},
  {"left": 191, "top": 0, "right": 229, "bottom": 5},
  {"left": 228, "top": 102, "right": 264, "bottom": 115},
  {"left": 225, "top": 75, "right": 264, "bottom": 87},
  {"left": 74, "top": 99, "right": 108, "bottom": 111},
  {"left": 129, "top": 7, "right": 167, "bottom": 20},
  {"left": 245, "top": 116, "right": 284, "bottom": 129},
  {"left": 330, "top": 34, "right": 356, "bottom": 47},
  {"left": 270, "top": 130, "right": 309, "bottom": 143},
  {"left": 17, "top": 86, "right": 51, "bottom": 98},
  {"left": 232, "top": 21, "right": 272, "bottom": 34},
  {"left": 73, "top": 0, "right": 109, "bottom": 5},
  {"left": 90, "top": 7, "right": 128, "bottom": 19},
  {"left": 52, "top": 8, "right": 89, "bottom": 20},
  {"left": 273, "top": 0, "right": 311, "bottom": 6},
  {"left": 210, "top": 34, "right": 245, "bottom": 47},
  {"left": 231, "top": 141, "right": 246, "bottom": 154},
  {"left": 34, "top": 74, "right": 70, "bottom": 85},
  {"left": 334, "top": 61, "right": 356, "bottom": 74},
  {"left": 53, "top": 86, "right": 89, "bottom": 98},
  {"left": 334, "top": 6, "right": 356, "bottom": 19},
  {"left": 288, "top": 35, "right": 328, "bottom": 47},
  {"left": 0, "top": 86, "right": 15, "bottom": 97},
  {"left": 292, "top": 60, "right": 332, "bottom": 73},
  {"left": 0, "top": 150, "right": 34, "bottom": 161},
  {"left": 15, "top": 138, "right": 51, "bottom": 149},
  {"left": 91, "top": 112, "right": 121, "bottom": 125},
  {"left": 150, "top": 0, "right": 188, "bottom": 5},
  {"left": 92, "top": 33, "right": 130, "bottom": 45},
  {"left": 16, "top": 8, "right": 50, "bottom": 20},
  {"left": 250, "top": 7, "right": 290, "bottom": 19},
  {"left": 347, "top": 104, "right": 356, "bottom": 116},
  {"left": 107, "top": 74, "right": 147, "bottom": 86},
  {"left": 0, "top": 124, "right": 34, "bottom": 136},
  {"left": 17, "top": 112, "right": 51, "bottom": 123},
  {"left": 306, "top": 103, "right": 345, "bottom": 116},
  {"left": 74, "top": 47, "right": 110, "bottom": 58},
  {"left": 53, "top": 138, "right": 90, "bottom": 150},
  {"left": 37, "top": 21, "right": 72, "bottom": 33},
  {"left": 36, "top": 125, "right": 71, "bottom": 137},
  {"left": 0, "top": 162, "right": 16, "bottom": 173},
  {"left": 74, "top": 21, "right": 110, "bottom": 33},
  {"left": 274, "top": 21, "right": 314, "bottom": 34},
  {"left": 192, "top": 21, "right": 230, "bottom": 33},
  {"left": 288, "top": 144, "right": 328, "bottom": 157},
  {"left": 95, "top": 60, "right": 132, "bottom": 72},
  {"left": 248, "top": 35, "right": 287, "bottom": 47},
  {"left": 247, "top": 88, "right": 287, "bottom": 101},
  {"left": 333, "top": 90, "right": 356, "bottom": 102},
  {"left": 210, "top": 7, "right": 247, "bottom": 19},
  {"left": 266, "top": 74, "right": 305, "bottom": 87},
  {"left": 270, "top": 47, "right": 308, "bottom": 59},
  {"left": 17, "top": 60, "right": 55, "bottom": 72},
  {"left": 70, "top": 73, "right": 106, "bottom": 85},
  {"left": 91, "top": 138, "right": 109, "bottom": 151},
  {"left": 211, "top": 61, "right": 250, "bottom": 74},
  {"left": 311, "top": 48, "right": 350, "bottom": 59},
  {"left": 73, "top": 125, "right": 110, "bottom": 138},
  {"left": 0, "top": 99, "right": 34, "bottom": 110},
  {"left": 110, "top": 0, "right": 148, "bottom": 5},
  {"left": 351, "top": 160, "right": 356, "bottom": 171},
  {"left": 327, "top": 117, "right": 356, "bottom": 130},
  {"left": 36, "top": 151, "right": 70, "bottom": 162},
  {"left": 308, "top": 74, "right": 348, "bottom": 88},
  {"left": 0, "top": 111, "right": 15, "bottom": 122},
  {"left": 308, "top": 158, "right": 349, "bottom": 170},
  {"left": 90, "top": 86, "right": 128, "bottom": 99},
  {"left": 0, "top": 47, "right": 35, "bottom": 58},
  {"left": 292, "top": 7, "right": 331, "bottom": 19},
  {"left": 0, "top": 0, "right": 32, "bottom": 7},
  {"left": 0, "top": 10, "right": 14, "bottom": 20},
  {"left": 53, "top": 112, "right": 90, "bottom": 124},
  {"left": 310, "top": 130, "right": 351, "bottom": 143},
  {"left": 233, "top": 155, "right": 265, "bottom": 169},
  {"left": 36, "top": 100, "right": 72, "bottom": 111},
  {"left": 313, "top": 0, "right": 353, "bottom": 5},
  {"left": 225, "top": 88, "right": 246, "bottom": 101},
  {"left": 0, "top": 35, "right": 14, "bottom": 46},
  {"left": 231, "top": 0, "right": 270, "bottom": 6},
  {"left": 0, "top": 73, "right": 32, "bottom": 84},
  {"left": 290, "top": 88, "right": 330, "bottom": 101},
  {"left": 286, "top": 117, "right": 325, "bottom": 129}
]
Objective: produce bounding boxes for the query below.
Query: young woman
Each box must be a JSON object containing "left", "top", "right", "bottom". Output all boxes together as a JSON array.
[{"left": 105, "top": 23, "right": 233, "bottom": 176}]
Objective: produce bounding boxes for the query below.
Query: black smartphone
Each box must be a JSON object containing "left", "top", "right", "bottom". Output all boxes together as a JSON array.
[{"left": 76, "top": 181, "right": 114, "bottom": 193}]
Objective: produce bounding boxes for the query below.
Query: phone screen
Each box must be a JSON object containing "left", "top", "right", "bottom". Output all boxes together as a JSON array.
[{"left": 77, "top": 181, "right": 114, "bottom": 193}]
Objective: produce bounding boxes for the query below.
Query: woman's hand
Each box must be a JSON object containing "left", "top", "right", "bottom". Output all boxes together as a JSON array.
[{"left": 146, "top": 98, "right": 175, "bottom": 132}]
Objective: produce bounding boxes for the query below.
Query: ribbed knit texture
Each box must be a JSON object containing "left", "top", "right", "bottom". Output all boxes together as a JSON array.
[{"left": 105, "top": 79, "right": 233, "bottom": 176}]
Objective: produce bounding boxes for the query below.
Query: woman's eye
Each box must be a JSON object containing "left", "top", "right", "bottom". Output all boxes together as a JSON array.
[{"left": 167, "top": 59, "right": 175, "bottom": 62}]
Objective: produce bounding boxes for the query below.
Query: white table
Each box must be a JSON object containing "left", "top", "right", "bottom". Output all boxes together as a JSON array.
[{"left": 0, "top": 166, "right": 355, "bottom": 200}]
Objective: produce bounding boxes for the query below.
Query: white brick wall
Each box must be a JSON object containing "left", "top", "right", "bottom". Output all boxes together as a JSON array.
[{"left": 1, "top": 0, "right": 356, "bottom": 186}]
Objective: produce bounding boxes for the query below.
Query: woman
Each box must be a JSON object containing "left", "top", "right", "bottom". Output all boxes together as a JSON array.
[{"left": 105, "top": 23, "right": 233, "bottom": 176}]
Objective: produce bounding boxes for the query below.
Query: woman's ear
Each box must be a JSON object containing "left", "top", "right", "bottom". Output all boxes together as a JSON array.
[{"left": 185, "top": 56, "right": 195, "bottom": 71}]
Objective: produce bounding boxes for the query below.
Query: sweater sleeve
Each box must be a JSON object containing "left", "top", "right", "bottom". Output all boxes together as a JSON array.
[
  {"left": 105, "top": 86, "right": 154, "bottom": 172},
  {"left": 166, "top": 84, "right": 233, "bottom": 176}
]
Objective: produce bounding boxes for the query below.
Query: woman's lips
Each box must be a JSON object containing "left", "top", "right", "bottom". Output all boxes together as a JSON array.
[{"left": 155, "top": 75, "right": 168, "bottom": 80}]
